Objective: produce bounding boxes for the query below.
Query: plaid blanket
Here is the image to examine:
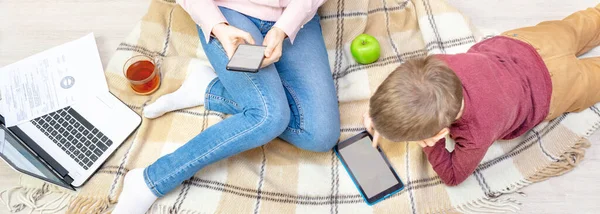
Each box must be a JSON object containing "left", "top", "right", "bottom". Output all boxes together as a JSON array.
[{"left": 3, "top": 0, "right": 599, "bottom": 213}]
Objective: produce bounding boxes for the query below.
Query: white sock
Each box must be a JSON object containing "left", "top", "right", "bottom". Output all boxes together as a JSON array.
[
  {"left": 143, "top": 65, "right": 217, "bottom": 119},
  {"left": 112, "top": 169, "right": 158, "bottom": 214}
]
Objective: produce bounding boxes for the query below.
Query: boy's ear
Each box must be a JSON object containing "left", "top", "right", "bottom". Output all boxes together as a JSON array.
[{"left": 433, "top": 128, "right": 450, "bottom": 141}]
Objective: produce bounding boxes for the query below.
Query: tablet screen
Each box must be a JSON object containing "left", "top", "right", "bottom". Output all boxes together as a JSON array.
[{"left": 338, "top": 137, "right": 399, "bottom": 198}]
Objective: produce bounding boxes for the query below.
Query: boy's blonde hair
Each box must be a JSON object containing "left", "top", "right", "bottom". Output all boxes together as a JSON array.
[{"left": 369, "top": 56, "right": 463, "bottom": 142}]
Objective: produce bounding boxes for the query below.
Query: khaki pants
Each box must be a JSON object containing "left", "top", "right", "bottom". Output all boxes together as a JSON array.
[{"left": 501, "top": 4, "right": 600, "bottom": 120}]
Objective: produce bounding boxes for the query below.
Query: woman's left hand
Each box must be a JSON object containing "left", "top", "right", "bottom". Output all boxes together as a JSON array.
[{"left": 261, "top": 27, "right": 287, "bottom": 68}]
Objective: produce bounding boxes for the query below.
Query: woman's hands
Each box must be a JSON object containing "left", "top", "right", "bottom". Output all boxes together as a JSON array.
[
  {"left": 212, "top": 24, "right": 286, "bottom": 68},
  {"left": 261, "top": 27, "right": 287, "bottom": 68},
  {"left": 211, "top": 23, "right": 256, "bottom": 59}
]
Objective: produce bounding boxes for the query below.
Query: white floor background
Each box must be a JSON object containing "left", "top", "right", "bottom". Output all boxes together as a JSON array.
[{"left": 1, "top": 0, "right": 600, "bottom": 213}]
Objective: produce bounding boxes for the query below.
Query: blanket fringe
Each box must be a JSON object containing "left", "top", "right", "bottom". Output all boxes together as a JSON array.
[
  {"left": 453, "top": 196, "right": 521, "bottom": 214},
  {"left": 443, "top": 137, "right": 592, "bottom": 214},
  {"left": 528, "top": 138, "right": 591, "bottom": 183},
  {"left": 479, "top": 137, "right": 591, "bottom": 198},
  {"left": 0, "top": 182, "right": 73, "bottom": 214},
  {"left": 434, "top": 126, "right": 592, "bottom": 214},
  {"left": 147, "top": 204, "right": 205, "bottom": 214},
  {"left": 66, "top": 195, "right": 110, "bottom": 214}
]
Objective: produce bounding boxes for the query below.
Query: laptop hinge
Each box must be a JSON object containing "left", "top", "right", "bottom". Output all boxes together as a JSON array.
[{"left": 63, "top": 175, "right": 74, "bottom": 184}]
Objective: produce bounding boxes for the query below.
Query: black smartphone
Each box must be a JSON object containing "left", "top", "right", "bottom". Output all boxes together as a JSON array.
[
  {"left": 226, "top": 44, "right": 266, "bottom": 73},
  {"left": 334, "top": 131, "right": 404, "bottom": 205}
]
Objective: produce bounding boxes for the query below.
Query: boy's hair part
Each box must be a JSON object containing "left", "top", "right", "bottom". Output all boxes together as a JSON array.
[{"left": 369, "top": 56, "right": 463, "bottom": 142}]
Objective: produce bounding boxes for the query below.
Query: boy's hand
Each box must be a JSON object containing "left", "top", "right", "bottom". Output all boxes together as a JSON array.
[
  {"left": 417, "top": 129, "right": 448, "bottom": 148},
  {"left": 363, "top": 112, "right": 381, "bottom": 148},
  {"left": 418, "top": 139, "right": 437, "bottom": 148}
]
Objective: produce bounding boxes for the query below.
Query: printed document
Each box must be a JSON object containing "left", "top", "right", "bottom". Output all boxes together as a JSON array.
[{"left": 0, "top": 33, "right": 108, "bottom": 127}]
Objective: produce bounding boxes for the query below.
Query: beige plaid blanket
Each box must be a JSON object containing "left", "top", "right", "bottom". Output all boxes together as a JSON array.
[{"left": 3, "top": 0, "right": 599, "bottom": 213}]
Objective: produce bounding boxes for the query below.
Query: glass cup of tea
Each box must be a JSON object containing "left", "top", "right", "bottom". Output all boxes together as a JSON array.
[{"left": 123, "top": 55, "right": 161, "bottom": 95}]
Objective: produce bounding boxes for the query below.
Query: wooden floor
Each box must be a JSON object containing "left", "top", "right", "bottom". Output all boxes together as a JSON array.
[{"left": 1, "top": 0, "right": 600, "bottom": 213}]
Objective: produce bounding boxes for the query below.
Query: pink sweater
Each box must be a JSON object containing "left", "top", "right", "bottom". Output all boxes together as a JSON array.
[{"left": 176, "top": 0, "right": 327, "bottom": 43}]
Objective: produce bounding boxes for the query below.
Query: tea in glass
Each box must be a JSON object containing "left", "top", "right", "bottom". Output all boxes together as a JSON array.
[{"left": 123, "top": 55, "right": 161, "bottom": 95}]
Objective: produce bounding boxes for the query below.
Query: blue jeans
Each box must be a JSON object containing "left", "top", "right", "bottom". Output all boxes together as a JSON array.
[{"left": 143, "top": 7, "right": 340, "bottom": 197}]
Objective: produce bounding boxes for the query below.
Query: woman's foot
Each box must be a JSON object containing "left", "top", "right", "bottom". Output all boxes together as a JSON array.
[
  {"left": 112, "top": 169, "right": 158, "bottom": 214},
  {"left": 143, "top": 65, "right": 218, "bottom": 118}
]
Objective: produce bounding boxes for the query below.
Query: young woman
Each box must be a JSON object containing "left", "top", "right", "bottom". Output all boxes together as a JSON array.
[{"left": 113, "top": 0, "right": 340, "bottom": 213}]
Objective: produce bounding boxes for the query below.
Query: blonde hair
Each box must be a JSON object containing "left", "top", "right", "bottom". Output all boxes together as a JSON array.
[{"left": 369, "top": 56, "right": 463, "bottom": 142}]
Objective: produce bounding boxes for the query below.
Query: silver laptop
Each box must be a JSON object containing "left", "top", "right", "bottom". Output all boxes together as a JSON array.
[{"left": 0, "top": 93, "right": 141, "bottom": 189}]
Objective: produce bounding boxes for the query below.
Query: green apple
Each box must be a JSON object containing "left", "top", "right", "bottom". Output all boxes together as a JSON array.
[{"left": 350, "top": 34, "right": 381, "bottom": 65}]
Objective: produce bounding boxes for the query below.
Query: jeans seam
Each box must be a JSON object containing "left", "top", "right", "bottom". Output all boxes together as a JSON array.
[
  {"left": 285, "top": 126, "right": 304, "bottom": 133},
  {"left": 150, "top": 72, "right": 270, "bottom": 188},
  {"left": 259, "top": 20, "right": 265, "bottom": 33},
  {"left": 281, "top": 80, "right": 305, "bottom": 131},
  {"left": 204, "top": 78, "right": 220, "bottom": 111},
  {"left": 206, "top": 94, "right": 240, "bottom": 108},
  {"left": 144, "top": 167, "right": 164, "bottom": 197}
]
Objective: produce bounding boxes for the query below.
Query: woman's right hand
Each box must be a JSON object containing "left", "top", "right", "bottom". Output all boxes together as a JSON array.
[{"left": 211, "top": 23, "right": 256, "bottom": 59}]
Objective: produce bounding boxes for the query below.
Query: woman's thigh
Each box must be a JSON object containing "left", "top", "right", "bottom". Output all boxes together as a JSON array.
[
  {"left": 275, "top": 15, "right": 341, "bottom": 152},
  {"left": 199, "top": 7, "right": 288, "bottom": 117}
]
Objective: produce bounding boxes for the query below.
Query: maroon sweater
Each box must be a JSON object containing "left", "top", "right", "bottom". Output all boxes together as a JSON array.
[{"left": 422, "top": 36, "right": 552, "bottom": 186}]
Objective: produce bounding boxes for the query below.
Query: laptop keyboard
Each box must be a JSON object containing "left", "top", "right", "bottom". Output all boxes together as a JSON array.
[{"left": 30, "top": 107, "right": 113, "bottom": 170}]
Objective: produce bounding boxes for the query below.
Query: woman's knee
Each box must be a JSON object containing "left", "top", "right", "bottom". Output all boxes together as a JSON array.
[
  {"left": 244, "top": 99, "right": 291, "bottom": 137},
  {"left": 291, "top": 121, "right": 341, "bottom": 152},
  {"left": 296, "top": 130, "right": 340, "bottom": 152}
]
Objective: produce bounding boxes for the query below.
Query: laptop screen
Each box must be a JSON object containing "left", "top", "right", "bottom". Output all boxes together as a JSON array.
[{"left": 0, "top": 125, "right": 65, "bottom": 186}]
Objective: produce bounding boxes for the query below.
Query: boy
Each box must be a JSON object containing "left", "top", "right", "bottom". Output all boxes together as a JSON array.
[{"left": 363, "top": 5, "right": 600, "bottom": 186}]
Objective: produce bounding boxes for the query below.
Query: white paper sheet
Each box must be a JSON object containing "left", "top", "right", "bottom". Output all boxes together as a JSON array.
[{"left": 0, "top": 33, "right": 108, "bottom": 127}]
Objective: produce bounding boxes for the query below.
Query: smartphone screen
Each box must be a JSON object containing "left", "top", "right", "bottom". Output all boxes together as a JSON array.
[
  {"left": 336, "top": 132, "right": 403, "bottom": 205},
  {"left": 226, "top": 45, "right": 266, "bottom": 72}
]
